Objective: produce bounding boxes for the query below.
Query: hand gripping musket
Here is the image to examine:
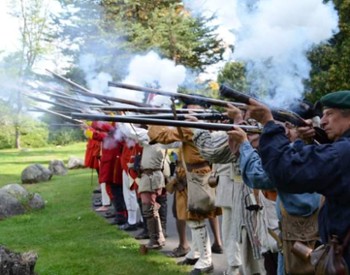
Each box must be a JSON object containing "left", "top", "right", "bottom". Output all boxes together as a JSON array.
[
  {"left": 107, "top": 81, "right": 246, "bottom": 108},
  {"left": 70, "top": 113, "right": 262, "bottom": 133},
  {"left": 219, "top": 84, "right": 330, "bottom": 144}
]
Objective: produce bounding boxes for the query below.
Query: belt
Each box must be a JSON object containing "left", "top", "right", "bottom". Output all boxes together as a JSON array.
[
  {"left": 185, "top": 161, "right": 210, "bottom": 172},
  {"left": 141, "top": 168, "right": 161, "bottom": 175}
]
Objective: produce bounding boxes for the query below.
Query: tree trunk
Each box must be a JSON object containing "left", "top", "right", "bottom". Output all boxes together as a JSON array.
[{"left": 15, "top": 123, "right": 21, "bottom": 149}]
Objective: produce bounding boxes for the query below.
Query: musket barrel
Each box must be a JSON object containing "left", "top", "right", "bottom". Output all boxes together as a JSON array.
[
  {"left": 38, "top": 90, "right": 106, "bottom": 106},
  {"left": 108, "top": 82, "right": 246, "bottom": 108},
  {"left": 30, "top": 105, "right": 83, "bottom": 123},
  {"left": 46, "top": 70, "right": 152, "bottom": 108},
  {"left": 25, "top": 95, "right": 83, "bottom": 112},
  {"left": 46, "top": 69, "right": 110, "bottom": 105},
  {"left": 71, "top": 113, "right": 261, "bottom": 133},
  {"left": 128, "top": 113, "right": 228, "bottom": 121},
  {"left": 94, "top": 106, "right": 214, "bottom": 113},
  {"left": 69, "top": 88, "right": 152, "bottom": 108}
]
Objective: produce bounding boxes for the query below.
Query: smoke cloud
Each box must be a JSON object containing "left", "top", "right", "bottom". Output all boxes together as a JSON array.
[
  {"left": 110, "top": 51, "right": 186, "bottom": 107},
  {"left": 79, "top": 53, "right": 113, "bottom": 94},
  {"left": 184, "top": 0, "right": 339, "bottom": 107},
  {"left": 233, "top": 0, "right": 339, "bottom": 106}
]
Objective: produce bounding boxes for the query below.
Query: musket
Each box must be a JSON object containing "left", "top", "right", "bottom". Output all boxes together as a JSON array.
[
  {"left": 49, "top": 123, "right": 82, "bottom": 127},
  {"left": 30, "top": 105, "right": 83, "bottom": 123},
  {"left": 220, "top": 84, "right": 307, "bottom": 126},
  {"left": 25, "top": 94, "right": 84, "bottom": 112},
  {"left": 68, "top": 88, "right": 152, "bottom": 108},
  {"left": 127, "top": 113, "right": 229, "bottom": 121},
  {"left": 108, "top": 82, "right": 246, "bottom": 108},
  {"left": 46, "top": 69, "right": 153, "bottom": 108},
  {"left": 70, "top": 113, "right": 262, "bottom": 133},
  {"left": 93, "top": 106, "right": 215, "bottom": 114},
  {"left": 46, "top": 69, "right": 111, "bottom": 105},
  {"left": 220, "top": 84, "right": 330, "bottom": 143},
  {"left": 37, "top": 90, "right": 106, "bottom": 106}
]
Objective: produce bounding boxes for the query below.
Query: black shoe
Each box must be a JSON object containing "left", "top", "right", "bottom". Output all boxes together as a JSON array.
[
  {"left": 93, "top": 189, "right": 101, "bottom": 194},
  {"left": 93, "top": 199, "right": 102, "bottom": 207},
  {"left": 189, "top": 264, "right": 214, "bottom": 274},
  {"left": 135, "top": 230, "right": 149, "bottom": 240},
  {"left": 110, "top": 219, "right": 127, "bottom": 226},
  {"left": 211, "top": 243, "right": 223, "bottom": 254},
  {"left": 177, "top": 258, "right": 199, "bottom": 266},
  {"left": 136, "top": 221, "right": 144, "bottom": 228},
  {"left": 119, "top": 223, "right": 138, "bottom": 231},
  {"left": 104, "top": 211, "right": 116, "bottom": 219}
]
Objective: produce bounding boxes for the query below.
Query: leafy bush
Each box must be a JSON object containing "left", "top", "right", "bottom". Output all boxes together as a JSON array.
[
  {"left": 49, "top": 128, "right": 85, "bottom": 145},
  {"left": 0, "top": 130, "right": 13, "bottom": 149},
  {"left": 20, "top": 118, "right": 49, "bottom": 148}
]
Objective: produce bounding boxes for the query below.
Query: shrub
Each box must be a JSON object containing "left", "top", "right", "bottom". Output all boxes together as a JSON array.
[{"left": 49, "top": 128, "right": 84, "bottom": 145}]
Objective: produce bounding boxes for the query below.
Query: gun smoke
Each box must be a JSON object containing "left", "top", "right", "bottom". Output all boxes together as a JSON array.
[
  {"left": 184, "top": 0, "right": 339, "bottom": 107},
  {"left": 110, "top": 51, "right": 186, "bottom": 107}
]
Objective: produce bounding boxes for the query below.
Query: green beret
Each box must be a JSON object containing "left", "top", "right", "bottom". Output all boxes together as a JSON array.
[{"left": 320, "top": 90, "right": 350, "bottom": 109}]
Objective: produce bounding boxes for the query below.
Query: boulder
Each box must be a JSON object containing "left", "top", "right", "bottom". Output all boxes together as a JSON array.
[
  {"left": 0, "top": 190, "right": 25, "bottom": 219},
  {"left": 67, "top": 157, "right": 85, "bottom": 169},
  {"left": 0, "top": 245, "right": 38, "bottom": 275},
  {"left": 2, "top": 183, "right": 29, "bottom": 198},
  {"left": 48, "top": 160, "right": 68, "bottom": 175},
  {"left": 28, "top": 193, "right": 45, "bottom": 210},
  {"left": 21, "top": 164, "right": 52, "bottom": 184},
  {"left": 0, "top": 184, "right": 45, "bottom": 219}
]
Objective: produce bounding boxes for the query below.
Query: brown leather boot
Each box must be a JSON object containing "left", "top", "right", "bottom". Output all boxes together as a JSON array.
[{"left": 145, "top": 215, "right": 165, "bottom": 249}]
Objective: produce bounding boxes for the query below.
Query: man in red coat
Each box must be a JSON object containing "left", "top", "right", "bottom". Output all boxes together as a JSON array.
[{"left": 85, "top": 121, "right": 127, "bottom": 225}]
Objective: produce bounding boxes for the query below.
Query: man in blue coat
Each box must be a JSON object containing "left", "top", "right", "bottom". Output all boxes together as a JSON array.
[{"left": 245, "top": 90, "right": 350, "bottom": 268}]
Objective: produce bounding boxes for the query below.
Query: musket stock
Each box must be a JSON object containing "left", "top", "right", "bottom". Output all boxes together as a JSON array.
[
  {"left": 219, "top": 84, "right": 330, "bottom": 144},
  {"left": 220, "top": 84, "right": 307, "bottom": 126},
  {"left": 108, "top": 82, "right": 246, "bottom": 108},
  {"left": 70, "top": 113, "right": 262, "bottom": 133}
]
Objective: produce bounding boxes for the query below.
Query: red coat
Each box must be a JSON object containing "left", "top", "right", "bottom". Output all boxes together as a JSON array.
[
  {"left": 87, "top": 122, "right": 123, "bottom": 185},
  {"left": 120, "top": 144, "right": 134, "bottom": 172},
  {"left": 84, "top": 138, "right": 101, "bottom": 169},
  {"left": 127, "top": 144, "right": 143, "bottom": 191}
]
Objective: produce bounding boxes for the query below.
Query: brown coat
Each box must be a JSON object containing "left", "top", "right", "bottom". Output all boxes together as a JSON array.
[{"left": 148, "top": 126, "right": 221, "bottom": 220}]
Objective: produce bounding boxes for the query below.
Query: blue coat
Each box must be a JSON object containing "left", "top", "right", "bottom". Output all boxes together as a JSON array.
[
  {"left": 259, "top": 121, "right": 350, "bottom": 266},
  {"left": 239, "top": 140, "right": 321, "bottom": 275}
]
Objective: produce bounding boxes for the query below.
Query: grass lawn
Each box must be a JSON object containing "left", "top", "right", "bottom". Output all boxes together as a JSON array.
[{"left": 0, "top": 142, "right": 188, "bottom": 275}]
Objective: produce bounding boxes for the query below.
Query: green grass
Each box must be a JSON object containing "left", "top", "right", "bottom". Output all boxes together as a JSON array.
[{"left": 0, "top": 143, "right": 188, "bottom": 275}]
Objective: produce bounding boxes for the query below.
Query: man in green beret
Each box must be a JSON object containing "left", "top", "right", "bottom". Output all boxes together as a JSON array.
[{"left": 243, "top": 90, "right": 350, "bottom": 271}]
